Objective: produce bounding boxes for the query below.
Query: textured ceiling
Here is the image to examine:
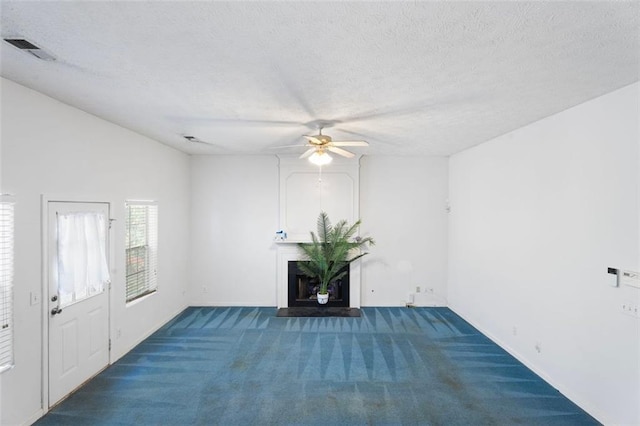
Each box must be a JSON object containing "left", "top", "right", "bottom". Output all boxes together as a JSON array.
[{"left": 1, "top": 1, "right": 638, "bottom": 156}]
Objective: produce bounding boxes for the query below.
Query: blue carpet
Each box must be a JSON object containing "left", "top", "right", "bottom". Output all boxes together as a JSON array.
[{"left": 36, "top": 307, "right": 599, "bottom": 425}]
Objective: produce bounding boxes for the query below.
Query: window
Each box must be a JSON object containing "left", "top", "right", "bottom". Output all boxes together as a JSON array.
[
  {"left": 56, "top": 211, "right": 110, "bottom": 307},
  {"left": 0, "top": 199, "right": 14, "bottom": 373},
  {"left": 125, "top": 202, "right": 158, "bottom": 302}
]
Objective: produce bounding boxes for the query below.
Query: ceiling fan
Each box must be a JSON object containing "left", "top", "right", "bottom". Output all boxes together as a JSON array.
[{"left": 297, "top": 128, "right": 369, "bottom": 165}]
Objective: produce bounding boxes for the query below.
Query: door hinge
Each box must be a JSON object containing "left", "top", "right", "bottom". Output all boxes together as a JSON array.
[
  {"left": 108, "top": 218, "right": 116, "bottom": 229},
  {"left": 109, "top": 339, "right": 111, "bottom": 351}
]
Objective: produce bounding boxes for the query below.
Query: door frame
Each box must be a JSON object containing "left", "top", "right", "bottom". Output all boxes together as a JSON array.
[{"left": 40, "top": 195, "right": 114, "bottom": 411}]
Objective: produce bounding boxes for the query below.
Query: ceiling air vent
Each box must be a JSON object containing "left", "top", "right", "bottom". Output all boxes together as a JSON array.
[
  {"left": 183, "top": 135, "right": 213, "bottom": 146},
  {"left": 3, "top": 38, "right": 56, "bottom": 61}
]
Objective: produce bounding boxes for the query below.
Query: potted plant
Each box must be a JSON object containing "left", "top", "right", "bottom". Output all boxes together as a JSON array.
[{"left": 297, "top": 212, "right": 375, "bottom": 304}]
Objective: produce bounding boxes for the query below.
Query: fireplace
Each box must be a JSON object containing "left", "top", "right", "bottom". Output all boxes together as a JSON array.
[
  {"left": 275, "top": 155, "right": 362, "bottom": 308},
  {"left": 288, "top": 261, "right": 350, "bottom": 307}
]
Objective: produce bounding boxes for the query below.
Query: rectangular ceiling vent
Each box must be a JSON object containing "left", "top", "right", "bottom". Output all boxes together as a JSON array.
[{"left": 3, "top": 38, "right": 56, "bottom": 61}]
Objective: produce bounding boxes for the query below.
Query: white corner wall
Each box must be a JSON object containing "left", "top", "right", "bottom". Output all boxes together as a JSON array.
[
  {"left": 0, "top": 78, "right": 191, "bottom": 426},
  {"left": 189, "top": 155, "right": 279, "bottom": 306},
  {"left": 448, "top": 83, "right": 640, "bottom": 425},
  {"left": 360, "top": 156, "right": 449, "bottom": 306}
]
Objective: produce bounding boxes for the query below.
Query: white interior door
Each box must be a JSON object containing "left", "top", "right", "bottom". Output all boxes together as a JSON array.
[{"left": 48, "top": 201, "right": 110, "bottom": 407}]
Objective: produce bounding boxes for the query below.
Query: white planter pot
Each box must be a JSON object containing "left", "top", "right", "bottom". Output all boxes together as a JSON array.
[{"left": 317, "top": 293, "right": 329, "bottom": 304}]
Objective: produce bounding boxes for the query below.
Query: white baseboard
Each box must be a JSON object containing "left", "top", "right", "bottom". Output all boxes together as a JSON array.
[
  {"left": 23, "top": 407, "right": 44, "bottom": 426},
  {"left": 111, "top": 303, "right": 189, "bottom": 364},
  {"left": 447, "top": 304, "right": 608, "bottom": 426}
]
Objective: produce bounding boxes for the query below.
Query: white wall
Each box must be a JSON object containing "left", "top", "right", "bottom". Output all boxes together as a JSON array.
[
  {"left": 448, "top": 83, "right": 639, "bottom": 425},
  {"left": 189, "top": 155, "right": 449, "bottom": 308},
  {"left": 360, "top": 156, "right": 449, "bottom": 306},
  {"left": 278, "top": 155, "right": 361, "bottom": 242},
  {"left": 0, "top": 78, "right": 191, "bottom": 426},
  {"left": 189, "top": 155, "right": 279, "bottom": 306}
]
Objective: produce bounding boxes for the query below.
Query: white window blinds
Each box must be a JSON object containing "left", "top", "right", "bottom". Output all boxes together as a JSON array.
[
  {"left": 0, "top": 201, "right": 15, "bottom": 373},
  {"left": 125, "top": 202, "right": 158, "bottom": 302}
]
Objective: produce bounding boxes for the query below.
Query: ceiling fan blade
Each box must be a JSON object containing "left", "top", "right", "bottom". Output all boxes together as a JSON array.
[
  {"left": 303, "top": 135, "right": 323, "bottom": 145},
  {"left": 268, "top": 144, "right": 308, "bottom": 149},
  {"left": 331, "top": 141, "right": 369, "bottom": 147},
  {"left": 332, "top": 95, "right": 475, "bottom": 124},
  {"left": 335, "top": 127, "right": 405, "bottom": 147},
  {"left": 188, "top": 118, "right": 304, "bottom": 127},
  {"left": 299, "top": 148, "right": 316, "bottom": 159},
  {"left": 327, "top": 146, "right": 355, "bottom": 158}
]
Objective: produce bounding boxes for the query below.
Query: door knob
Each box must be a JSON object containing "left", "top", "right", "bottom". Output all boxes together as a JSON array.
[{"left": 51, "top": 307, "right": 62, "bottom": 316}]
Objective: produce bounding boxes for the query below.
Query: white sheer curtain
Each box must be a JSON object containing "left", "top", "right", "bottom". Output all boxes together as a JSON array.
[{"left": 57, "top": 212, "right": 110, "bottom": 306}]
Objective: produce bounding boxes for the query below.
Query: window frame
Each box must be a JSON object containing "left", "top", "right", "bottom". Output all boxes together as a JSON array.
[
  {"left": 125, "top": 201, "right": 158, "bottom": 303},
  {"left": 0, "top": 198, "right": 15, "bottom": 373}
]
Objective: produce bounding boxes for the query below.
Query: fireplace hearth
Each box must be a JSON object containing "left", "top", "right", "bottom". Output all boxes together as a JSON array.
[{"left": 288, "top": 261, "right": 350, "bottom": 307}]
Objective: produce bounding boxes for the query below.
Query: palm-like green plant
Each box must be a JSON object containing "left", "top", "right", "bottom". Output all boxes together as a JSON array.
[{"left": 297, "top": 212, "right": 375, "bottom": 296}]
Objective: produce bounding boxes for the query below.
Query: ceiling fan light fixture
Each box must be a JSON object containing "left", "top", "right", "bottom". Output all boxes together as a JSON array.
[{"left": 308, "top": 151, "right": 332, "bottom": 166}]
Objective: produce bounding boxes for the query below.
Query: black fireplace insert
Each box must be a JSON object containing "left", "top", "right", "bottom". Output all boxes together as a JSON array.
[{"left": 288, "top": 261, "right": 350, "bottom": 307}]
